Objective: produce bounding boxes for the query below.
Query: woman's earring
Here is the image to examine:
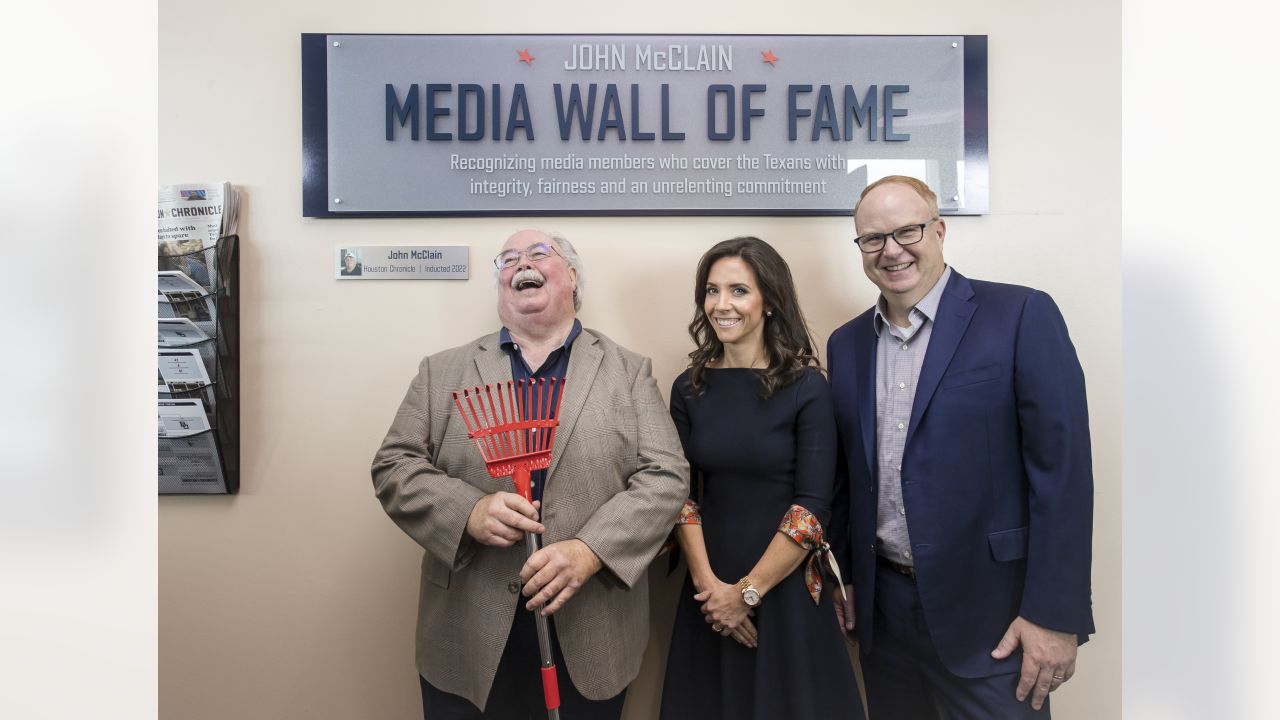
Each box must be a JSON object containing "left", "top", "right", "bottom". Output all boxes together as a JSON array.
[{"left": 766, "top": 310, "right": 773, "bottom": 317}]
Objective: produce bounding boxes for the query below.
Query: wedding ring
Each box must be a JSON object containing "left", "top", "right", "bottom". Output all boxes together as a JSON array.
[
  {"left": 1052, "top": 674, "right": 1065, "bottom": 680},
  {"left": 712, "top": 623, "right": 723, "bottom": 632}
]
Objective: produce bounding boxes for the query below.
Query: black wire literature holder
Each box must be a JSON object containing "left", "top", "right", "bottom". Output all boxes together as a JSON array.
[{"left": 158, "top": 235, "right": 239, "bottom": 494}]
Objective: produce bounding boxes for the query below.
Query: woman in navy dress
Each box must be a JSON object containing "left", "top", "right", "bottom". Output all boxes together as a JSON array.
[{"left": 660, "top": 237, "right": 864, "bottom": 720}]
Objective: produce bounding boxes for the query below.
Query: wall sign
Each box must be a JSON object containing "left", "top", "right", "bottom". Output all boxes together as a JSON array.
[
  {"left": 302, "top": 34, "right": 987, "bottom": 217},
  {"left": 336, "top": 246, "right": 469, "bottom": 279}
]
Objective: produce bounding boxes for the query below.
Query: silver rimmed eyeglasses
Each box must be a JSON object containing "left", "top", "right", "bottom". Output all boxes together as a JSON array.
[
  {"left": 854, "top": 218, "right": 940, "bottom": 253},
  {"left": 493, "top": 242, "right": 563, "bottom": 270}
]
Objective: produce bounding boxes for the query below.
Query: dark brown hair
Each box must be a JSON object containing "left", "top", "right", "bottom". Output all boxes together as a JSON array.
[{"left": 686, "top": 236, "right": 821, "bottom": 398}]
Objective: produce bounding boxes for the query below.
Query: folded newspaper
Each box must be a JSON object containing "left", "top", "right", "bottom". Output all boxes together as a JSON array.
[
  {"left": 157, "top": 181, "right": 239, "bottom": 256},
  {"left": 158, "top": 317, "right": 211, "bottom": 347},
  {"left": 158, "top": 398, "right": 226, "bottom": 493},
  {"left": 158, "top": 348, "right": 213, "bottom": 394},
  {"left": 158, "top": 270, "right": 217, "bottom": 336}
]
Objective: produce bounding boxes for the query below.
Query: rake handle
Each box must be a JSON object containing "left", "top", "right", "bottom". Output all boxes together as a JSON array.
[
  {"left": 526, "top": 531, "right": 561, "bottom": 717},
  {"left": 515, "top": 465, "right": 560, "bottom": 718}
]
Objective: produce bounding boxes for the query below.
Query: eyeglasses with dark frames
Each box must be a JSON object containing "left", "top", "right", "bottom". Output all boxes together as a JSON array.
[{"left": 854, "top": 218, "right": 940, "bottom": 253}]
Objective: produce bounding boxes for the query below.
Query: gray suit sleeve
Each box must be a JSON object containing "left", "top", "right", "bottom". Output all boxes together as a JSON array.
[
  {"left": 371, "top": 355, "right": 486, "bottom": 570},
  {"left": 575, "top": 357, "right": 691, "bottom": 589}
]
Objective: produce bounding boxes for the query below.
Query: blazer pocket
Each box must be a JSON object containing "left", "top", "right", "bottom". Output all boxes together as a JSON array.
[
  {"left": 941, "top": 363, "right": 1002, "bottom": 389},
  {"left": 422, "top": 553, "right": 451, "bottom": 589},
  {"left": 987, "top": 526, "right": 1029, "bottom": 562}
]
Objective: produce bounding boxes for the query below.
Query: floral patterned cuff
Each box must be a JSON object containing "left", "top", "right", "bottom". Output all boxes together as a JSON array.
[
  {"left": 676, "top": 498, "right": 702, "bottom": 525},
  {"left": 778, "top": 504, "right": 827, "bottom": 605}
]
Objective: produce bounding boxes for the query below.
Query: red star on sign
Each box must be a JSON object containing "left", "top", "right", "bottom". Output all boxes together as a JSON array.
[
  {"left": 761, "top": 50, "right": 779, "bottom": 66},
  {"left": 517, "top": 49, "right": 535, "bottom": 65}
]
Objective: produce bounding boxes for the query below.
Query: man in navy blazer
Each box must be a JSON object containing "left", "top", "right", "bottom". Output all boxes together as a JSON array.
[{"left": 828, "top": 176, "right": 1094, "bottom": 718}]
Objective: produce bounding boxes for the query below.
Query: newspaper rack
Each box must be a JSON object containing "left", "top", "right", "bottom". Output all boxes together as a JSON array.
[{"left": 158, "top": 234, "right": 239, "bottom": 494}]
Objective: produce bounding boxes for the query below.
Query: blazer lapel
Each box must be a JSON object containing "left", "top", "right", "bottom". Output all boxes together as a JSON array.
[
  {"left": 547, "top": 330, "right": 603, "bottom": 479},
  {"left": 472, "top": 333, "right": 512, "bottom": 391},
  {"left": 855, "top": 321, "right": 878, "bottom": 475},
  {"left": 905, "top": 271, "right": 976, "bottom": 449}
]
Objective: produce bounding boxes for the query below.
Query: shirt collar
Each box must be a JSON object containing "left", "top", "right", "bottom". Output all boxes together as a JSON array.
[
  {"left": 873, "top": 265, "right": 952, "bottom": 334},
  {"left": 499, "top": 319, "right": 583, "bottom": 353}
]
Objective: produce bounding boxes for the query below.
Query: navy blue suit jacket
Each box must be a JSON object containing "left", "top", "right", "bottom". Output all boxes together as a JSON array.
[{"left": 828, "top": 269, "right": 1095, "bottom": 678}]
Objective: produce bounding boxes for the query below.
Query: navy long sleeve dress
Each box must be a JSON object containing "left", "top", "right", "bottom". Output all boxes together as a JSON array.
[{"left": 659, "top": 367, "right": 864, "bottom": 720}]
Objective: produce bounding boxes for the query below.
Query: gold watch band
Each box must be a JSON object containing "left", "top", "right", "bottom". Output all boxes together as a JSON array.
[{"left": 738, "top": 576, "right": 762, "bottom": 607}]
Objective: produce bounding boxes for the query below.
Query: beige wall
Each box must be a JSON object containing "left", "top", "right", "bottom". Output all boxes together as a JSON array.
[{"left": 159, "top": 2, "right": 1120, "bottom": 718}]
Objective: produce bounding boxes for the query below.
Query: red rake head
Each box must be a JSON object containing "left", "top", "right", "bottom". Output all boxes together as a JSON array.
[{"left": 451, "top": 378, "right": 567, "bottom": 501}]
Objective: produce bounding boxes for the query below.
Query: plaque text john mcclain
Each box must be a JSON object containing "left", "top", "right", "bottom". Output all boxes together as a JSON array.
[{"left": 563, "top": 43, "right": 733, "bottom": 72}]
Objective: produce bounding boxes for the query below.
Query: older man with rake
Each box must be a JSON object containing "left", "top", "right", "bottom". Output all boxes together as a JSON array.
[{"left": 373, "top": 229, "right": 689, "bottom": 720}]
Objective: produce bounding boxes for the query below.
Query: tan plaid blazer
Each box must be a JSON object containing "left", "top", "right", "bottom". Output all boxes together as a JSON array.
[{"left": 372, "top": 328, "right": 689, "bottom": 709}]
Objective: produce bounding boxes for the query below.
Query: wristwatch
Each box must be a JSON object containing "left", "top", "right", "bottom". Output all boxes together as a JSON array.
[{"left": 738, "top": 576, "right": 761, "bottom": 607}]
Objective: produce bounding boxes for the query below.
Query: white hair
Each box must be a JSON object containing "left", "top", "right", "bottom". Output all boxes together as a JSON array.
[{"left": 491, "top": 230, "right": 585, "bottom": 311}]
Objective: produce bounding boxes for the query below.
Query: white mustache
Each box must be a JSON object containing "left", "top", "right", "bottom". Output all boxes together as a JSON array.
[{"left": 511, "top": 268, "right": 545, "bottom": 288}]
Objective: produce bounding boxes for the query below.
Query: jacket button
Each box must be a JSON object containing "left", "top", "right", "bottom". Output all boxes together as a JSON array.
[{"left": 508, "top": 581, "right": 521, "bottom": 594}]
